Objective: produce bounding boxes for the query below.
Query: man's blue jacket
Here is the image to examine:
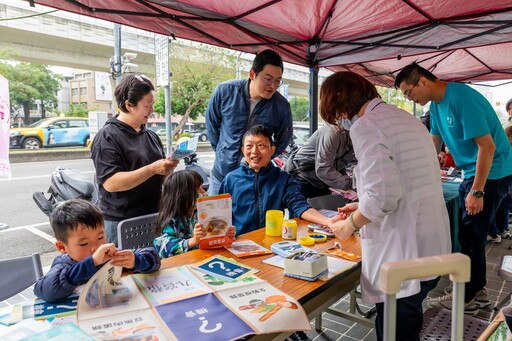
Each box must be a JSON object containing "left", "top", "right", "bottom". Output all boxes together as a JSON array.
[
  {"left": 220, "top": 162, "right": 311, "bottom": 235},
  {"left": 206, "top": 79, "right": 292, "bottom": 182}
]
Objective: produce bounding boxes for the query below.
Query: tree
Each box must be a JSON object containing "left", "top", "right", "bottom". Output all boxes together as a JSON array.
[
  {"left": 289, "top": 97, "right": 309, "bottom": 121},
  {"left": 154, "top": 44, "right": 235, "bottom": 140},
  {"left": 376, "top": 86, "right": 425, "bottom": 118},
  {"left": 0, "top": 56, "right": 61, "bottom": 123}
]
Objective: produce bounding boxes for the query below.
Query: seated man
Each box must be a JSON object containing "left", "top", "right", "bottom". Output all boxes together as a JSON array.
[
  {"left": 287, "top": 124, "right": 356, "bottom": 198},
  {"left": 220, "top": 125, "right": 339, "bottom": 235}
]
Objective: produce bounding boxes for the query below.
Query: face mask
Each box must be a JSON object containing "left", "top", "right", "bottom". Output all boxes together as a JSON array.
[{"left": 341, "top": 115, "right": 359, "bottom": 130}]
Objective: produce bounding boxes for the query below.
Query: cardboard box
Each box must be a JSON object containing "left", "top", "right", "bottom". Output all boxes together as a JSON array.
[{"left": 284, "top": 252, "right": 328, "bottom": 279}]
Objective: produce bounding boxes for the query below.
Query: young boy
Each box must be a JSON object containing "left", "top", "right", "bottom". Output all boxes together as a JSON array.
[
  {"left": 219, "top": 125, "right": 339, "bottom": 235},
  {"left": 34, "top": 199, "right": 160, "bottom": 303}
]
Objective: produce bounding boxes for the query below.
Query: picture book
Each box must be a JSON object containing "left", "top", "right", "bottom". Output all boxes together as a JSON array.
[
  {"left": 21, "top": 322, "right": 94, "bottom": 341},
  {"left": 224, "top": 240, "right": 272, "bottom": 258},
  {"left": 197, "top": 194, "right": 234, "bottom": 249},
  {"left": 76, "top": 257, "right": 310, "bottom": 340},
  {"left": 191, "top": 255, "right": 256, "bottom": 282},
  {"left": 0, "top": 295, "right": 78, "bottom": 326}
]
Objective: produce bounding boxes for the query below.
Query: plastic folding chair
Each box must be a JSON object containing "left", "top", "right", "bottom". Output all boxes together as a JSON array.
[
  {"left": 117, "top": 212, "right": 159, "bottom": 250},
  {"left": 493, "top": 255, "right": 512, "bottom": 316},
  {"left": 380, "top": 253, "right": 488, "bottom": 341},
  {"left": 307, "top": 194, "right": 346, "bottom": 211},
  {"left": 0, "top": 253, "right": 43, "bottom": 301}
]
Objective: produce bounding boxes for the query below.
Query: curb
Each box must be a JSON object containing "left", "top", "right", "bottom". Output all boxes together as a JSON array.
[{"left": 8, "top": 144, "right": 213, "bottom": 163}]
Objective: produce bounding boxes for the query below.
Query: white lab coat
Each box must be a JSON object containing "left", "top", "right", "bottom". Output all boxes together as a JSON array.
[{"left": 351, "top": 99, "right": 451, "bottom": 304}]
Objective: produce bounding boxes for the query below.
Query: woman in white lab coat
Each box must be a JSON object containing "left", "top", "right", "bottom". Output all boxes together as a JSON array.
[{"left": 323, "top": 72, "right": 451, "bottom": 341}]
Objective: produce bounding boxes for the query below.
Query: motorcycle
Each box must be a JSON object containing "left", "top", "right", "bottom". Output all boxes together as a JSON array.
[
  {"left": 273, "top": 135, "right": 300, "bottom": 170},
  {"left": 33, "top": 156, "right": 210, "bottom": 216},
  {"left": 33, "top": 167, "right": 96, "bottom": 217}
]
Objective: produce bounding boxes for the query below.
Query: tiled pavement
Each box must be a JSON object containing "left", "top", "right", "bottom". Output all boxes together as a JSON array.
[
  {"left": 1, "top": 239, "right": 510, "bottom": 340},
  {"left": 301, "top": 237, "right": 512, "bottom": 341}
]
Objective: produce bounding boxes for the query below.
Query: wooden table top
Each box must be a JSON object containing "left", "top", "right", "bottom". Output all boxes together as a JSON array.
[{"left": 161, "top": 219, "right": 362, "bottom": 303}]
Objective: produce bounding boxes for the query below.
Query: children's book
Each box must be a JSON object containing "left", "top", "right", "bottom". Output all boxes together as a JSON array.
[
  {"left": 21, "top": 322, "right": 94, "bottom": 341},
  {"left": 0, "top": 295, "right": 79, "bottom": 326},
  {"left": 76, "top": 257, "right": 310, "bottom": 340},
  {"left": 197, "top": 194, "right": 234, "bottom": 249},
  {"left": 191, "top": 255, "right": 256, "bottom": 282},
  {"left": 224, "top": 240, "right": 272, "bottom": 258}
]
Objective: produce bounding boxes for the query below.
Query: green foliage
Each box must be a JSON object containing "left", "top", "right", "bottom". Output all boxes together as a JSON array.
[
  {"left": 154, "top": 44, "right": 235, "bottom": 139},
  {"left": 376, "top": 86, "right": 425, "bottom": 118},
  {"left": 289, "top": 97, "right": 309, "bottom": 121},
  {"left": 0, "top": 55, "right": 61, "bottom": 122},
  {"left": 65, "top": 103, "right": 90, "bottom": 118}
]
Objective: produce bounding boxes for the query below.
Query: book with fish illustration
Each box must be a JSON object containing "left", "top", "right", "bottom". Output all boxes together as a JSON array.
[{"left": 197, "top": 194, "right": 234, "bottom": 249}]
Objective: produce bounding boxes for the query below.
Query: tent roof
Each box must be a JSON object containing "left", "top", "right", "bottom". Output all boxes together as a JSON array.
[{"left": 28, "top": 0, "right": 512, "bottom": 86}]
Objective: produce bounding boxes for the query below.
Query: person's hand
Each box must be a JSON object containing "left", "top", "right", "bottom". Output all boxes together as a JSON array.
[
  {"left": 331, "top": 218, "right": 356, "bottom": 241},
  {"left": 92, "top": 243, "right": 117, "bottom": 266},
  {"left": 465, "top": 193, "right": 484, "bottom": 215},
  {"left": 226, "top": 226, "right": 236, "bottom": 241},
  {"left": 189, "top": 223, "right": 207, "bottom": 247},
  {"left": 151, "top": 158, "right": 178, "bottom": 176},
  {"left": 337, "top": 203, "right": 359, "bottom": 220},
  {"left": 438, "top": 151, "right": 447, "bottom": 168},
  {"left": 110, "top": 249, "right": 136, "bottom": 270}
]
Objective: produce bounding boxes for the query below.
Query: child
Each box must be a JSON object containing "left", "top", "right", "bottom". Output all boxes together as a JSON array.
[
  {"left": 154, "top": 170, "right": 235, "bottom": 258},
  {"left": 34, "top": 199, "right": 161, "bottom": 303}
]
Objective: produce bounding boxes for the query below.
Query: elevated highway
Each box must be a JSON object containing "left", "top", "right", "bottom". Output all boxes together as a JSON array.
[{"left": 0, "top": 0, "right": 329, "bottom": 97}]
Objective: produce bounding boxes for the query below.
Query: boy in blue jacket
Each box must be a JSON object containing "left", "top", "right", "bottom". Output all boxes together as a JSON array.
[
  {"left": 34, "top": 199, "right": 160, "bottom": 303},
  {"left": 220, "top": 125, "right": 339, "bottom": 235}
]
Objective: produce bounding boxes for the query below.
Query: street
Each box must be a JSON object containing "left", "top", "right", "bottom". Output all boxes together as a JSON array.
[{"left": 0, "top": 152, "right": 215, "bottom": 268}]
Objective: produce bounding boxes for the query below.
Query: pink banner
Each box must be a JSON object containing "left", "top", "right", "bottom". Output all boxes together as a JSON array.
[{"left": 0, "top": 74, "right": 11, "bottom": 178}]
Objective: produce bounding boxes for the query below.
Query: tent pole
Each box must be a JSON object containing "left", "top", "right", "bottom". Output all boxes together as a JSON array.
[{"left": 309, "top": 66, "right": 319, "bottom": 134}]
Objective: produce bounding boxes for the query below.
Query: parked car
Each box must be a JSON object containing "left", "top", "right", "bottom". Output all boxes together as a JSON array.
[
  {"left": 193, "top": 128, "right": 208, "bottom": 142},
  {"left": 10, "top": 117, "right": 90, "bottom": 149}
]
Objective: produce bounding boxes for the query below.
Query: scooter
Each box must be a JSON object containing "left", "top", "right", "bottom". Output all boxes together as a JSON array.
[
  {"left": 33, "top": 156, "right": 210, "bottom": 216},
  {"left": 33, "top": 167, "right": 96, "bottom": 217}
]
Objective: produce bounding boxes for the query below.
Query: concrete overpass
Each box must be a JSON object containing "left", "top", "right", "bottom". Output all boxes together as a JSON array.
[{"left": 0, "top": 0, "right": 329, "bottom": 98}]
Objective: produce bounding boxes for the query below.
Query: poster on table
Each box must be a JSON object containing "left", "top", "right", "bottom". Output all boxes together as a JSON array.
[{"left": 0, "top": 74, "right": 11, "bottom": 178}]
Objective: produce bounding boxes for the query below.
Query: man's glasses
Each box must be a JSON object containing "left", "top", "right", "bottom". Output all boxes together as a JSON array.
[
  {"left": 243, "top": 142, "right": 271, "bottom": 150},
  {"left": 403, "top": 78, "right": 420, "bottom": 100},
  {"left": 257, "top": 73, "right": 283, "bottom": 88}
]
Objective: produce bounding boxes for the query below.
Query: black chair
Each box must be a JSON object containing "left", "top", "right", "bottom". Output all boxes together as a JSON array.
[
  {"left": 0, "top": 253, "right": 43, "bottom": 301},
  {"left": 307, "top": 194, "right": 346, "bottom": 211},
  {"left": 117, "top": 213, "right": 159, "bottom": 250}
]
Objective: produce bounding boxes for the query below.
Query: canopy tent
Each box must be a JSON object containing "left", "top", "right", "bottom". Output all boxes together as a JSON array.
[
  {"left": 25, "top": 0, "right": 512, "bottom": 86},
  {"left": 25, "top": 0, "right": 512, "bottom": 128}
]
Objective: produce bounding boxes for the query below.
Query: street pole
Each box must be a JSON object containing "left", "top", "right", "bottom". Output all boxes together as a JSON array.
[
  {"left": 236, "top": 51, "right": 243, "bottom": 80},
  {"left": 112, "top": 23, "right": 122, "bottom": 117}
]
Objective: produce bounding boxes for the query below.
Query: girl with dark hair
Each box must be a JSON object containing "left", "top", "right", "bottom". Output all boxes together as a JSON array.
[{"left": 154, "top": 170, "right": 235, "bottom": 258}]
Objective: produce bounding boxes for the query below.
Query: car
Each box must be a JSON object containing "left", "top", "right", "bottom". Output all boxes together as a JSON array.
[
  {"left": 192, "top": 128, "right": 208, "bottom": 142},
  {"left": 10, "top": 117, "right": 90, "bottom": 149}
]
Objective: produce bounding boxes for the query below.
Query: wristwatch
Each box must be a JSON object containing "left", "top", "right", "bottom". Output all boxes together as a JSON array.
[{"left": 471, "top": 190, "right": 485, "bottom": 198}]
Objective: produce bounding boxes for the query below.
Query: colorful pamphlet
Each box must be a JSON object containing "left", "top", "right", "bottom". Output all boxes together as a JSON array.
[
  {"left": 21, "top": 322, "right": 93, "bottom": 340},
  {"left": 197, "top": 194, "right": 234, "bottom": 249},
  {"left": 224, "top": 240, "right": 272, "bottom": 258},
  {"left": 192, "top": 255, "right": 255, "bottom": 282},
  {"left": 75, "top": 258, "right": 310, "bottom": 340},
  {"left": 0, "top": 295, "right": 78, "bottom": 326}
]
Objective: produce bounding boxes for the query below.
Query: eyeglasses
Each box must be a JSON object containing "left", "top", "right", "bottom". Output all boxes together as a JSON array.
[
  {"left": 257, "top": 73, "right": 283, "bottom": 88},
  {"left": 403, "top": 78, "right": 420, "bottom": 100},
  {"left": 243, "top": 142, "right": 271, "bottom": 150}
]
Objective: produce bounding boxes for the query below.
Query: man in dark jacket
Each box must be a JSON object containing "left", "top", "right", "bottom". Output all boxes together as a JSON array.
[
  {"left": 220, "top": 125, "right": 338, "bottom": 235},
  {"left": 206, "top": 50, "right": 293, "bottom": 195}
]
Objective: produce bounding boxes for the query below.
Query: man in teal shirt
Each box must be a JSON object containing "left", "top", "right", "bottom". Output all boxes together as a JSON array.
[{"left": 395, "top": 63, "right": 512, "bottom": 316}]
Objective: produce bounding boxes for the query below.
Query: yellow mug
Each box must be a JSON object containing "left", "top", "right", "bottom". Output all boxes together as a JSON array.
[{"left": 265, "top": 210, "right": 284, "bottom": 236}]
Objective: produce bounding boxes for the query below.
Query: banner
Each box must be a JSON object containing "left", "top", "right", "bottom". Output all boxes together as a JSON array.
[{"left": 0, "top": 74, "right": 11, "bottom": 178}]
